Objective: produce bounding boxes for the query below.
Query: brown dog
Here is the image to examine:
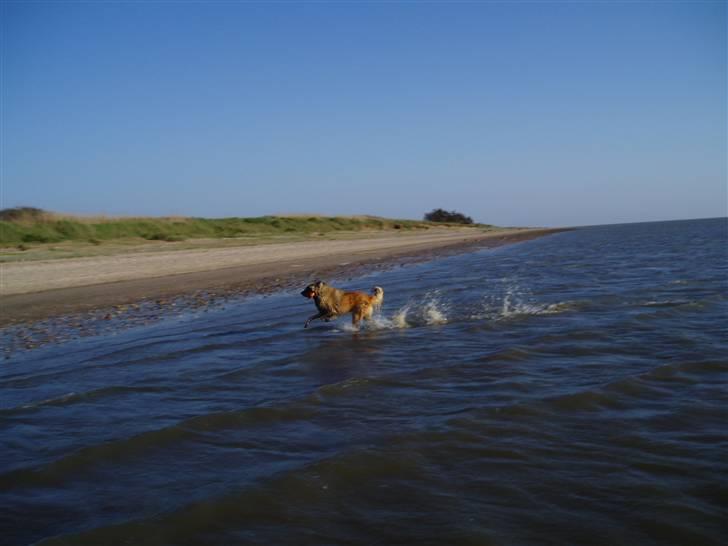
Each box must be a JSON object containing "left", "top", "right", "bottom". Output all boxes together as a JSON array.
[{"left": 301, "top": 281, "right": 384, "bottom": 328}]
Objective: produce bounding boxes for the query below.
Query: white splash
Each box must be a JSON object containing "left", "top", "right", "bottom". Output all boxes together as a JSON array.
[
  {"left": 390, "top": 305, "right": 411, "bottom": 328},
  {"left": 357, "top": 292, "right": 450, "bottom": 330},
  {"left": 423, "top": 300, "right": 448, "bottom": 325},
  {"left": 473, "top": 284, "right": 572, "bottom": 321}
]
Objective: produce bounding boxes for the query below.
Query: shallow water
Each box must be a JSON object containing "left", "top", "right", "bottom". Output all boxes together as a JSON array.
[{"left": 1, "top": 218, "right": 726, "bottom": 545}]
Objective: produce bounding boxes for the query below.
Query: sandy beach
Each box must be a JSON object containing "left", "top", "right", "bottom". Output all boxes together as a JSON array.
[{"left": 0, "top": 228, "right": 561, "bottom": 329}]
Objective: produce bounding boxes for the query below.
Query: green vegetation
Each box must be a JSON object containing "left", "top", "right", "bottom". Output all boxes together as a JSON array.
[
  {"left": 0, "top": 207, "right": 489, "bottom": 248},
  {"left": 424, "top": 208, "right": 474, "bottom": 224}
]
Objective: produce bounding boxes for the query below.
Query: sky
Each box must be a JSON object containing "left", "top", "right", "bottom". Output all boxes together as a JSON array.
[{"left": 1, "top": 1, "right": 725, "bottom": 227}]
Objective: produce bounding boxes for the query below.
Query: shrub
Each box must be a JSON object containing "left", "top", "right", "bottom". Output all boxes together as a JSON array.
[
  {"left": 0, "top": 207, "right": 47, "bottom": 222},
  {"left": 423, "top": 208, "right": 474, "bottom": 224},
  {"left": 22, "top": 232, "right": 61, "bottom": 243}
]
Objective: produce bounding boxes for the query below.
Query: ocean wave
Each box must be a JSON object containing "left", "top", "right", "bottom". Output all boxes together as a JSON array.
[
  {"left": 0, "top": 385, "right": 175, "bottom": 416},
  {"left": 640, "top": 299, "right": 692, "bottom": 307},
  {"left": 33, "top": 446, "right": 439, "bottom": 546},
  {"left": 0, "top": 400, "right": 319, "bottom": 490},
  {"left": 315, "top": 376, "right": 408, "bottom": 398}
]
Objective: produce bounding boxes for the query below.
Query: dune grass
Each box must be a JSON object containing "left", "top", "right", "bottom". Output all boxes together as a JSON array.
[{"left": 0, "top": 207, "right": 489, "bottom": 248}]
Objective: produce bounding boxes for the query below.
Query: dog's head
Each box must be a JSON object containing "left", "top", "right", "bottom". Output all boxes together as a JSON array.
[{"left": 301, "top": 280, "right": 326, "bottom": 299}]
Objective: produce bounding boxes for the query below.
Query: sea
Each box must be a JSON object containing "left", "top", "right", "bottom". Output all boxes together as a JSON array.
[{"left": 1, "top": 218, "right": 726, "bottom": 546}]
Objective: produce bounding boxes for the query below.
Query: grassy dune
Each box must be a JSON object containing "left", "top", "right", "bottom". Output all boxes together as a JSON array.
[{"left": 0, "top": 207, "right": 490, "bottom": 248}]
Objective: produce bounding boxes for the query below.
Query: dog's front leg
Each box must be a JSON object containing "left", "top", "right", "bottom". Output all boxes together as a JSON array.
[{"left": 305, "top": 311, "right": 327, "bottom": 328}]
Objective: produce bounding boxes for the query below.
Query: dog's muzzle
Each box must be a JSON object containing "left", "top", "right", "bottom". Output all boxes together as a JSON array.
[{"left": 301, "top": 287, "right": 316, "bottom": 299}]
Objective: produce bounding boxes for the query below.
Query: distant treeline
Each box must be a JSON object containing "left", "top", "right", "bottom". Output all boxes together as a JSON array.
[
  {"left": 0, "top": 207, "right": 487, "bottom": 246},
  {"left": 423, "top": 208, "right": 474, "bottom": 224}
]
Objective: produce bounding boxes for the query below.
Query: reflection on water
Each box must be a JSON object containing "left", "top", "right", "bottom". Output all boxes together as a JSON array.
[{"left": 1, "top": 218, "right": 727, "bottom": 545}]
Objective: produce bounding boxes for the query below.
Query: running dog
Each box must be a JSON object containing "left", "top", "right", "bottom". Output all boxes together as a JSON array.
[{"left": 301, "top": 281, "right": 384, "bottom": 328}]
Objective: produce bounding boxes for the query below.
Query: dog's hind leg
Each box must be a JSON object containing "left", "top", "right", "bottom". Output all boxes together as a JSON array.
[
  {"left": 351, "top": 309, "right": 362, "bottom": 327},
  {"left": 352, "top": 305, "right": 370, "bottom": 327}
]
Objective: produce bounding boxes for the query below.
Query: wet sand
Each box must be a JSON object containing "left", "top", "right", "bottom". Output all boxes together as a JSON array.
[{"left": 1, "top": 228, "right": 564, "bottom": 352}]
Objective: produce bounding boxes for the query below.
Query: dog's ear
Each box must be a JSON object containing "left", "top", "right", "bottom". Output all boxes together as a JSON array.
[{"left": 314, "top": 280, "right": 325, "bottom": 288}]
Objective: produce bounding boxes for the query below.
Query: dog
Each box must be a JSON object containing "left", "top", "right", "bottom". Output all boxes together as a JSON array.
[{"left": 301, "top": 281, "right": 384, "bottom": 328}]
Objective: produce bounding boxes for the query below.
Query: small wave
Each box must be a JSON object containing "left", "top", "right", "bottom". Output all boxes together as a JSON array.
[
  {"left": 20, "top": 392, "right": 78, "bottom": 410},
  {"left": 315, "top": 376, "right": 407, "bottom": 398},
  {"left": 546, "top": 390, "right": 625, "bottom": 412},
  {"left": 0, "top": 400, "right": 319, "bottom": 490},
  {"left": 608, "top": 376, "right": 672, "bottom": 399},
  {"left": 641, "top": 359, "right": 728, "bottom": 383},
  {"left": 36, "top": 446, "right": 435, "bottom": 546},
  {"left": 476, "top": 346, "right": 534, "bottom": 364},
  {"left": 502, "top": 301, "right": 570, "bottom": 318},
  {"left": 641, "top": 300, "right": 691, "bottom": 308},
  {"left": 184, "top": 404, "right": 317, "bottom": 430},
  {"left": 316, "top": 377, "right": 373, "bottom": 396},
  {"left": 542, "top": 359, "right": 727, "bottom": 415},
  {"left": 2, "top": 386, "right": 174, "bottom": 416}
]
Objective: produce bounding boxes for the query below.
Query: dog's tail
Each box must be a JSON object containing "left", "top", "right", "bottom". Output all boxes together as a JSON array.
[{"left": 370, "top": 286, "right": 384, "bottom": 310}]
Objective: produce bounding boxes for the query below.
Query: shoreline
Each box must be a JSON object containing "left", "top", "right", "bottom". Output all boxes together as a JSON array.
[{"left": 1, "top": 228, "right": 566, "bottom": 353}]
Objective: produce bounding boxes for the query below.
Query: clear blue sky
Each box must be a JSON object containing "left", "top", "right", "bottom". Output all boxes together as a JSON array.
[{"left": 2, "top": 1, "right": 725, "bottom": 227}]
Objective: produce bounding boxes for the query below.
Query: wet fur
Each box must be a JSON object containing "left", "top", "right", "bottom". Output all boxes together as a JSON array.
[{"left": 301, "top": 281, "right": 383, "bottom": 328}]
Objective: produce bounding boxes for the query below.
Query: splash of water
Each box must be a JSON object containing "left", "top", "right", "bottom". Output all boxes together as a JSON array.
[
  {"left": 367, "top": 292, "right": 449, "bottom": 329},
  {"left": 390, "top": 305, "right": 410, "bottom": 328},
  {"left": 342, "top": 285, "right": 569, "bottom": 332},
  {"left": 470, "top": 284, "right": 572, "bottom": 321},
  {"left": 423, "top": 300, "right": 448, "bottom": 325}
]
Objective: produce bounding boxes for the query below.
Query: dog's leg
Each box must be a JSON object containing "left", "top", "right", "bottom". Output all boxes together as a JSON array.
[
  {"left": 305, "top": 311, "right": 327, "bottom": 328},
  {"left": 352, "top": 308, "right": 364, "bottom": 328}
]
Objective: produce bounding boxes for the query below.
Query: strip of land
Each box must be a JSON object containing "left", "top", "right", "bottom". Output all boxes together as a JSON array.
[{"left": 0, "top": 227, "right": 562, "bottom": 326}]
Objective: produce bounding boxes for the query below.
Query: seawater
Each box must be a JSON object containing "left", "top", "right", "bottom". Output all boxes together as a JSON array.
[{"left": 1, "top": 218, "right": 726, "bottom": 545}]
